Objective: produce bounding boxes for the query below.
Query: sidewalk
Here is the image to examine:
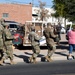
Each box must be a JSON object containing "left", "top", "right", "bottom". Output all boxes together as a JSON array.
[
  {"left": 4, "top": 34, "right": 75, "bottom": 63},
  {"left": 5, "top": 48, "right": 69, "bottom": 63}
]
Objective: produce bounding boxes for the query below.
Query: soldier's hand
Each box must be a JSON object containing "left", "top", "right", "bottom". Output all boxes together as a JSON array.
[
  {"left": 13, "top": 36, "right": 18, "bottom": 39},
  {"left": 56, "top": 35, "right": 58, "bottom": 37}
]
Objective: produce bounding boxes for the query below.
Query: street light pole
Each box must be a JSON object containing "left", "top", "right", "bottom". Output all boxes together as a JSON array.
[{"left": 32, "top": 0, "right": 34, "bottom": 7}]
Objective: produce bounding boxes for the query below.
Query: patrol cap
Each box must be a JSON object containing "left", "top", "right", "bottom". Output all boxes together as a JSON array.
[
  {"left": 0, "top": 18, "right": 5, "bottom": 25},
  {"left": 0, "top": 18, "right": 5, "bottom": 22}
]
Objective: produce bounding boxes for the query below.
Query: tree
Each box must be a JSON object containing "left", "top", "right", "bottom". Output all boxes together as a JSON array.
[
  {"left": 53, "top": 0, "right": 75, "bottom": 24},
  {"left": 64, "top": 0, "right": 75, "bottom": 22},
  {"left": 52, "top": 0, "right": 68, "bottom": 27},
  {"left": 34, "top": 0, "right": 50, "bottom": 21}
]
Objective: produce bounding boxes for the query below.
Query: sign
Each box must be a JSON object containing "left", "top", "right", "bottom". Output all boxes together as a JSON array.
[{"left": 39, "top": 36, "right": 46, "bottom": 45}]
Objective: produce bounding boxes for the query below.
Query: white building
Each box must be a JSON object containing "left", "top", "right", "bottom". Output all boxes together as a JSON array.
[{"left": 32, "top": 7, "right": 72, "bottom": 27}]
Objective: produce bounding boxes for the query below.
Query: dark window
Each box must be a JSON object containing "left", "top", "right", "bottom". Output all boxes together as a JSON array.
[{"left": 9, "top": 24, "right": 17, "bottom": 28}]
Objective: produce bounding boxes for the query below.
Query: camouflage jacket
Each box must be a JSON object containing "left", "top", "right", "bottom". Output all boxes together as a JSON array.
[
  {"left": 0, "top": 24, "right": 4, "bottom": 47},
  {"left": 43, "top": 27, "right": 57, "bottom": 45},
  {"left": 28, "top": 31, "right": 41, "bottom": 46},
  {"left": 4, "top": 28, "right": 14, "bottom": 45}
]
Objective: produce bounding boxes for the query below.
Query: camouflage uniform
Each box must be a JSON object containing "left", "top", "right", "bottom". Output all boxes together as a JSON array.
[
  {"left": 0, "top": 19, "right": 5, "bottom": 65},
  {"left": 56, "top": 24, "right": 62, "bottom": 45},
  {"left": 28, "top": 26, "right": 41, "bottom": 63},
  {"left": 3, "top": 24, "right": 15, "bottom": 65},
  {"left": 43, "top": 25, "right": 57, "bottom": 62}
]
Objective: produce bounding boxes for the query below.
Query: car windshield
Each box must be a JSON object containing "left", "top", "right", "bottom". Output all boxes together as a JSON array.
[{"left": 9, "top": 24, "right": 17, "bottom": 28}]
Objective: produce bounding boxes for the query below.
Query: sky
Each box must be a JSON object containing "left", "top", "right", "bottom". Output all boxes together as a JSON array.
[{"left": 0, "top": 0, "right": 53, "bottom": 7}]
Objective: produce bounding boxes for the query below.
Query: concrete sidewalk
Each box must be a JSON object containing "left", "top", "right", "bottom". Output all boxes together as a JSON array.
[
  {"left": 5, "top": 44, "right": 70, "bottom": 63},
  {"left": 4, "top": 34, "right": 75, "bottom": 63}
]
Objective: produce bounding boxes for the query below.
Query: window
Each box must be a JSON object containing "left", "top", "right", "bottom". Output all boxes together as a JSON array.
[
  {"left": 9, "top": 24, "right": 17, "bottom": 28},
  {"left": 2, "top": 13, "right": 9, "bottom": 18}
]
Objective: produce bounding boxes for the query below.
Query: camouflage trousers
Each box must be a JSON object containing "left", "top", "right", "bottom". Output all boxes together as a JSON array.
[
  {"left": 5, "top": 45, "right": 13, "bottom": 60},
  {"left": 32, "top": 44, "right": 40, "bottom": 59},
  {"left": 47, "top": 44, "right": 56, "bottom": 58},
  {"left": 0, "top": 49, "right": 4, "bottom": 60},
  {"left": 0, "top": 46, "right": 5, "bottom": 60}
]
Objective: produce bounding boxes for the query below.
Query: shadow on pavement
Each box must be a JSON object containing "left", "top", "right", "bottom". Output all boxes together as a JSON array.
[
  {"left": 14, "top": 54, "right": 29, "bottom": 63},
  {"left": 14, "top": 52, "right": 45, "bottom": 63},
  {"left": 55, "top": 52, "right": 68, "bottom": 56},
  {"left": 25, "top": 52, "right": 44, "bottom": 57},
  {"left": 56, "top": 45, "right": 69, "bottom": 50}
]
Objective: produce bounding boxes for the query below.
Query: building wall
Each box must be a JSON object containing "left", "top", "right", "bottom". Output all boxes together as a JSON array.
[{"left": 0, "top": 3, "right": 32, "bottom": 24}]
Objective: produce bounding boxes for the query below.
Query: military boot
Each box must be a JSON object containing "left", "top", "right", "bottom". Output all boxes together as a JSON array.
[
  {"left": 0, "top": 58, "right": 5, "bottom": 66},
  {"left": 45, "top": 56, "right": 51, "bottom": 62},
  {"left": 48, "top": 56, "right": 53, "bottom": 61},
  {"left": 28, "top": 57, "right": 33, "bottom": 63},
  {"left": 33, "top": 58, "right": 37, "bottom": 64},
  {"left": 10, "top": 59, "right": 16, "bottom": 65}
]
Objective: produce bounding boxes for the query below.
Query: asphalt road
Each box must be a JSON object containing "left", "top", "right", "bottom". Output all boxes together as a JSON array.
[{"left": 0, "top": 60, "right": 75, "bottom": 75}]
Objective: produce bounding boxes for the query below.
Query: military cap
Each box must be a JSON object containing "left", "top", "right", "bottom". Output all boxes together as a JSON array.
[
  {"left": 0, "top": 18, "right": 5, "bottom": 25},
  {"left": 0, "top": 18, "right": 5, "bottom": 22}
]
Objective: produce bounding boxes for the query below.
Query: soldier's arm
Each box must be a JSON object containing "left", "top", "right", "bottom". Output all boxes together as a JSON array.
[
  {"left": 50, "top": 31, "right": 57, "bottom": 38},
  {"left": 4, "top": 29, "right": 14, "bottom": 40},
  {"left": 43, "top": 30, "right": 50, "bottom": 38},
  {"left": 34, "top": 33, "right": 41, "bottom": 41}
]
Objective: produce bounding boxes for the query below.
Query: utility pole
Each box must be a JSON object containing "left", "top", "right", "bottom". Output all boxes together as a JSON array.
[{"left": 32, "top": 0, "right": 34, "bottom": 7}]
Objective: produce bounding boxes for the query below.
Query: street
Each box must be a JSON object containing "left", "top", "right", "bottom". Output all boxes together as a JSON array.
[{"left": 0, "top": 60, "right": 75, "bottom": 75}]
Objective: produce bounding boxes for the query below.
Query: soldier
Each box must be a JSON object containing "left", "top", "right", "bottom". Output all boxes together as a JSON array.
[
  {"left": 3, "top": 23, "right": 16, "bottom": 65},
  {"left": 56, "top": 23, "right": 62, "bottom": 45},
  {"left": 0, "top": 18, "right": 6, "bottom": 66},
  {"left": 43, "top": 24, "right": 57, "bottom": 62},
  {"left": 28, "top": 26, "right": 41, "bottom": 64}
]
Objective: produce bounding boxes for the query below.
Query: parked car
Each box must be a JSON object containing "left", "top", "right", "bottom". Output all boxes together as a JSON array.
[
  {"left": 12, "top": 30, "right": 24, "bottom": 46},
  {"left": 5, "top": 21, "right": 25, "bottom": 46}
]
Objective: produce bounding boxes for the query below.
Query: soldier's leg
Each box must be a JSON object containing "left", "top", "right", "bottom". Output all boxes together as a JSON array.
[
  {"left": 0, "top": 50, "right": 5, "bottom": 66},
  {"left": 48, "top": 45, "right": 56, "bottom": 60},
  {"left": 45, "top": 45, "right": 56, "bottom": 62},
  {"left": 6, "top": 45, "right": 16, "bottom": 65},
  {"left": 29, "top": 45, "right": 40, "bottom": 64},
  {"left": 45, "top": 44, "right": 51, "bottom": 62},
  {"left": 28, "top": 46, "right": 34, "bottom": 63},
  {"left": 33, "top": 45, "right": 40, "bottom": 63}
]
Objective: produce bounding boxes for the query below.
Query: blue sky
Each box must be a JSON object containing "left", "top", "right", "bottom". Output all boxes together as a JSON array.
[{"left": 0, "top": 0, "right": 53, "bottom": 7}]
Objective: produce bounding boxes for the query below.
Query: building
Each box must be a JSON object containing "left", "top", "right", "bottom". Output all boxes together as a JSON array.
[
  {"left": 0, "top": 3, "right": 32, "bottom": 24},
  {"left": 0, "top": 3, "right": 72, "bottom": 26}
]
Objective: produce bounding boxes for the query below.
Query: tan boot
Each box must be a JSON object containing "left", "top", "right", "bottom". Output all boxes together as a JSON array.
[
  {"left": 10, "top": 60, "right": 16, "bottom": 65},
  {"left": 28, "top": 57, "right": 33, "bottom": 63},
  {"left": 48, "top": 56, "right": 53, "bottom": 61},
  {"left": 45, "top": 56, "right": 51, "bottom": 62},
  {"left": 49, "top": 58, "right": 53, "bottom": 61},
  {"left": 33, "top": 58, "right": 37, "bottom": 64},
  {"left": 0, "top": 58, "right": 5, "bottom": 66}
]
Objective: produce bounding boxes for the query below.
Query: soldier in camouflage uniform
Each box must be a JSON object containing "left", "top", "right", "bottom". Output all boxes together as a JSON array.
[
  {"left": 3, "top": 23, "right": 16, "bottom": 65},
  {"left": 0, "top": 18, "right": 6, "bottom": 65},
  {"left": 28, "top": 26, "right": 41, "bottom": 64},
  {"left": 43, "top": 24, "right": 57, "bottom": 62}
]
